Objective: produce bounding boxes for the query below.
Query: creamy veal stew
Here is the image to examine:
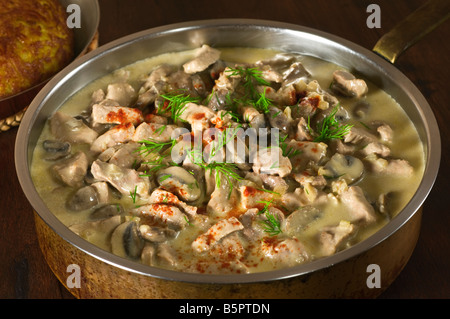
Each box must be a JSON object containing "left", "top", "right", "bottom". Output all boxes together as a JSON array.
[{"left": 31, "top": 46, "right": 424, "bottom": 274}]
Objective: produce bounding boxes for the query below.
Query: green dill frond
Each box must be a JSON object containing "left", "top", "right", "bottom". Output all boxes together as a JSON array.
[
  {"left": 136, "top": 139, "right": 176, "bottom": 157},
  {"left": 311, "top": 104, "right": 353, "bottom": 143},
  {"left": 160, "top": 92, "right": 202, "bottom": 123},
  {"left": 225, "top": 66, "right": 272, "bottom": 113},
  {"left": 256, "top": 199, "right": 283, "bottom": 236}
]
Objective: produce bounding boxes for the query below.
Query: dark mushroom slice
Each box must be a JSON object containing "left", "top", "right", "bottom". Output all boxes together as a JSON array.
[
  {"left": 111, "top": 219, "right": 145, "bottom": 259},
  {"left": 66, "top": 185, "right": 98, "bottom": 211},
  {"left": 267, "top": 106, "right": 292, "bottom": 135},
  {"left": 139, "top": 224, "right": 177, "bottom": 243},
  {"left": 318, "top": 153, "right": 364, "bottom": 185},
  {"left": 90, "top": 204, "right": 124, "bottom": 220},
  {"left": 284, "top": 206, "right": 323, "bottom": 237},
  {"left": 42, "top": 140, "right": 71, "bottom": 160}
]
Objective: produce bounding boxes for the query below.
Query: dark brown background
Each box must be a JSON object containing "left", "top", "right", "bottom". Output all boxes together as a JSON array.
[{"left": 1, "top": 0, "right": 449, "bottom": 299}]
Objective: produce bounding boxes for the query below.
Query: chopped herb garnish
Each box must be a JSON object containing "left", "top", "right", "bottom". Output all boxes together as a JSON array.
[
  {"left": 278, "top": 134, "right": 302, "bottom": 158},
  {"left": 158, "top": 174, "right": 172, "bottom": 182},
  {"left": 155, "top": 124, "right": 167, "bottom": 136},
  {"left": 225, "top": 66, "right": 272, "bottom": 113},
  {"left": 137, "top": 139, "right": 176, "bottom": 157},
  {"left": 310, "top": 104, "right": 353, "bottom": 143},
  {"left": 256, "top": 199, "right": 283, "bottom": 236},
  {"left": 208, "top": 125, "right": 242, "bottom": 158},
  {"left": 160, "top": 92, "right": 202, "bottom": 123},
  {"left": 129, "top": 185, "right": 138, "bottom": 203}
]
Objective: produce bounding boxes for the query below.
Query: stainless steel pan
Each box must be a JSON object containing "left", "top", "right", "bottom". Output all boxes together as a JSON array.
[{"left": 14, "top": 1, "right": 446, "bottom": 298}]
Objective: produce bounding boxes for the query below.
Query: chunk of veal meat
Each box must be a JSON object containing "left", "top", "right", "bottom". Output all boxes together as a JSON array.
[
  {"left": 140, "top": 64, "right": 176, "bottom": 92},
  {"left": 133, "top": 203, "right": 188, "bottom": 230},
  {"left": 344, "top": 126, "right": 378, "bottom": 144},
  {"left": 132, "top": 122, "right": 177, "bottom": 143},
  {"left": 319, "top": 220, "right": 355, "bottom": 256},
  {"left": 364, "top": 155, "right": 414, "bottom": 177},
  {"left": 339, "top": 186, "right": 376, "bottom": 224},
  {"left": 208, "top": 233, "right": 248, "bottom": 263},
  {"left": 252, "top": 147, "right": 292, "bottom": 177},
  {"left": 259, "top": 237, "right": 309, "bottom": 267},
  {"left": 241, "top": 106, "right": 266, "bottom": 131},
  {"left": 206, "top": 171, "right": 241, "bottom": 217},
  {"left": 375, "top": 122, "right": 393, "bottom": 142},
  {"left": 259, "top": 173, "right": 289, "bottom": 194},
  {"left": 90, "top": 159, "right": 151, "bottom": 199},
  {"left": 148, "top": 188, "right": 198, "bottom": 217},
  {"left": 101, "top": 142, "right": 141, "bottom": 169},
  {"left": 359, "top": 142, "right": 390, "bottom": 157},
  {"left": 52, "top": 151, "right": 88, "bottom": 187},
  {"left": 50, "top": 111, "right": 98, "bottom": 144},
  {"left": 331, "top": 70, "right": 368, "bottom": 98},
  {"left": 91, "top": 104, "right": 143, "bottom": 126},
  {"left": 239, "top": 185, "right": 274, "bottom": 210},
  {"left": 183, "top": 44, "right": 221, "bottom": 74},
  {"left": 295, "top": 117, "right": 313, "bottom": 141},
  {"left": 191, "top": 217, "right": 244, "bottom": 253},
  {"left": 104, "top": 82, "right": 136, "bottom": 107},
  {"left": 90, "top": 122, "right": 135, "bottom": 153},
  {"left": 179, "top": 102, "right": 216, "bottom": 132},
  {"left": 286, "top": 140, "right": 328, "bottom": 172},
  {"left": 255, "top": 53, "right": 296, "bottom": 69},
  {"left": 136, "top": 65, "right": 174, "bottom": 109},
  {"left": 282, "top": 62, "right": 311, "bottom": 86}
]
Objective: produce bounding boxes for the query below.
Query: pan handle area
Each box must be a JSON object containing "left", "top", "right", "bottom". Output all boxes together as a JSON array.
[{"left": 373, "top": 0, "right": 450, "bottom": 64}]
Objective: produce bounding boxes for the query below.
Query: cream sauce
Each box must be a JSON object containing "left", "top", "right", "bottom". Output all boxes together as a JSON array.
[{"left": 30, "top": 47, "right": 425, "bottom": 274}]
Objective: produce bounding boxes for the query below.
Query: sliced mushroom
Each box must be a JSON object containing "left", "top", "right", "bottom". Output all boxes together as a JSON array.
[
  {"left": 139, "top": 224, "right": 177, "bottom": 243},
  {"left": 67, "top": 185, "right": 98, "bottom": 211},
  {"left": 90, "top": 204, "right": 124, "bottom": 220},
  {"left": 42, "top": 140, "right": 71, "bottom": 160},
  {"left": 156, "top": 166, "right": 201, "bottom": 202},
  {"left": 318, "top": 153, "right": 364, "bottom": 184},
  {"left": 284, "top": 206, "right": 323, "bottom": 236},
  {"left": 111, "top": 219, "right": 145, "bottom": 259},
  {"left": 268, "top": 106, "right": 291, "bottom": 134}
]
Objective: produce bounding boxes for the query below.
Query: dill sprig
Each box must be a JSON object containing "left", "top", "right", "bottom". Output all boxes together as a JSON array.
[
  {"left": 129, "top": 185, "right": 138, "bottom": 203},
  {"left": 136, "top": 139, "right": 176, "bottom": 157},
  {"left": 221, "top": 93, "right": 242, "bottom": 122},
  {"left": 139, "top": 156, "right": 170, "bottom": 176},
  {"left": 160, "top": 92, "right": 202, "bottom": 123},
  {"left": 278, "top": 134, "right": 302, "bottom": 158},
  {"left": 209, "top": 125, "right": 242, "bottom": 158},
  {"left": 186, "top": 126, "right": 243, "bottom": 198},
  {"left": 205, "top": 162, "right": 243, "bottom": 189},
  {"left": 256, "top": 199, "right": 283, "bottom": 236},
  {"left": 225, "top": 66, "right": 272, "bottom": 113},
  {"left": 309, "top": 104, "right": 353, "bottom": 143}
]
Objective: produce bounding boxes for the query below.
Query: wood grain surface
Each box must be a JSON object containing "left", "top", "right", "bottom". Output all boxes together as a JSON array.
[{"left": 1, "top": 0, "right": 448, "bottom": 299}]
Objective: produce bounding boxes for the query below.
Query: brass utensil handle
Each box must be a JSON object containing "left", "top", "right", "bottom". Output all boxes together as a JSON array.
[{"left": 373, "top": 0, "right": 450, "bottom": 64}]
